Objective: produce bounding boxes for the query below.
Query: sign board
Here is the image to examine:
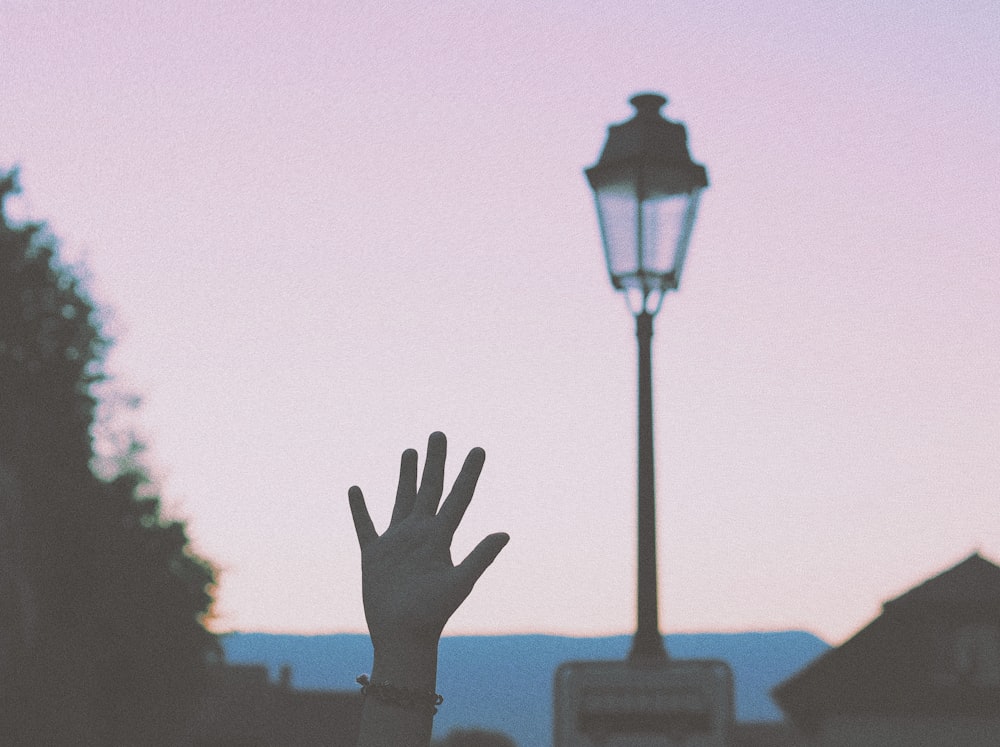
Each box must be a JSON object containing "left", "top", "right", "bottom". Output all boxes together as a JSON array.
[{"left": 554, "top": 659, "right": 733, "bottom": 746}]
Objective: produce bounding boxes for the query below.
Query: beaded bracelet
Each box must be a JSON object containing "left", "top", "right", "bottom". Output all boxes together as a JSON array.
[{"left": 356, "top": 674, "right": 444, "bottom": 715}]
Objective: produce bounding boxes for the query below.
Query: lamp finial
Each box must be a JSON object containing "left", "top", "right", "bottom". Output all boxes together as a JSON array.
[{"left": 629, "top": 93, "right": 668, "bottom": 115}]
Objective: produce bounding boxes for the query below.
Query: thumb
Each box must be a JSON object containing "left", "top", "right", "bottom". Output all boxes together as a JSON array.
[{"left": 456, "top": 532, "right": 510, "bottom": 591}]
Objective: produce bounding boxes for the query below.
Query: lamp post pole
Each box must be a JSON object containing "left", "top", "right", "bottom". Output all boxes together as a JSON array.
[{"left": 631, "top": 309, "right": 667, "bottom": 662}]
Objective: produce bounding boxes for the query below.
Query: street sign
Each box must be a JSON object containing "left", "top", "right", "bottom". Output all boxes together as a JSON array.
[{"left": 554, "top": 659, "right": 733, "bottom": 746}]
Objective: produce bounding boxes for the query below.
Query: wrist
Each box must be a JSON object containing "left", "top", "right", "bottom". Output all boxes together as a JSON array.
[{"left": 370, "top": 637, "right": 439, "bottom": 694}]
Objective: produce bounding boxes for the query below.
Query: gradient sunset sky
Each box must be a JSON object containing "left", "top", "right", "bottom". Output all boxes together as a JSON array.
[{"left": 4, "top": 1, "right": 999, "bottom": 646}]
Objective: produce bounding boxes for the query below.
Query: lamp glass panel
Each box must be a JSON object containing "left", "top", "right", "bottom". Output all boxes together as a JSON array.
[
  {"left": 594, "top": 183, "right": 639, "bottom": 280},
  {"left": 640, "top": 192, "right": 694, "bottom": 278}
]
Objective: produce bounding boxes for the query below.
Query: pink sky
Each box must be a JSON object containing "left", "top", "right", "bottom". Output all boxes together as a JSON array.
[{"left": 4, "top": 1, "right": 999, "bottom": 645}]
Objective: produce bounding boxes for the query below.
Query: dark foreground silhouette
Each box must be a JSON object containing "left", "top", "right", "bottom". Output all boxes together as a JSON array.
[{"left": 349, "top": 432, "right": 509, "bottom": 747}]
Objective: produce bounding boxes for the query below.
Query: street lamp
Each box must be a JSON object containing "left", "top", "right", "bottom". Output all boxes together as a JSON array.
[
  {"left": 586, "top": 93, "right": 708, "bottom": 663},
  {"left": 554, "top": 96, "right": 727, "bottom": 746}
]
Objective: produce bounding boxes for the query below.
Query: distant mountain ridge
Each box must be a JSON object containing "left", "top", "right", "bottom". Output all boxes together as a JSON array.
[{"left": 222, "top": 631, "right": 828, "bottom": 746}]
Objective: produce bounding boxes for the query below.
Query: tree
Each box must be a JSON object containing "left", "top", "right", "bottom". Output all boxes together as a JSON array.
[{"left": 0, "top": 168, "right": 217, "bottom": 744}]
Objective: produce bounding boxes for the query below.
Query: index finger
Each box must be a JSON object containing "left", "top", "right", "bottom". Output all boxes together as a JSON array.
[{"left": 437, "top": 446, "right": 485, "bottom": 534}]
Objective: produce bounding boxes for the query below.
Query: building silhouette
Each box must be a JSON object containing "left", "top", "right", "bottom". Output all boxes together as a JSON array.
[
  {"left": 183, "top": 662, "right": 362, "bottom": 746},
  {"left": 773, "top": 552, "right": 1000, "bottom": 746}
]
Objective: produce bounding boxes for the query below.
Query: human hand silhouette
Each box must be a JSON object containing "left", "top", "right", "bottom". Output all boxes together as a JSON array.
[{"left": 349, "top": 432, "right": 509, "bottom": 651}]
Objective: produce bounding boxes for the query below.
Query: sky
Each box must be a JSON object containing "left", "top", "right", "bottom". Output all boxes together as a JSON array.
[{"left": 2, "top": 1, "right": 998, "bottom": 646}]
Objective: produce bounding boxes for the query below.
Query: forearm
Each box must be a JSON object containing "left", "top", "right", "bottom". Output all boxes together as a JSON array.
[{"left": 356, "top": 639, "right": 440, "bottom": 747}]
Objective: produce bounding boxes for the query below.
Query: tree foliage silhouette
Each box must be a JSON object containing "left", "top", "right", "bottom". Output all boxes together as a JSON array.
[{"left": 0, "top": 169, "right": 217, "bottom": 744}]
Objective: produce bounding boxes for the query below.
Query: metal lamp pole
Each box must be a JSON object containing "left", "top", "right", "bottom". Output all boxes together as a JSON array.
[{"left": 632, "top": 307, "right": 664, "bottom": 661}]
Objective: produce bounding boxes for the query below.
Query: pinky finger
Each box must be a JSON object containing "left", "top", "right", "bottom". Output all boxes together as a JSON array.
[{"left": 348, "top": 486, "right": 378, "bottom": 548}]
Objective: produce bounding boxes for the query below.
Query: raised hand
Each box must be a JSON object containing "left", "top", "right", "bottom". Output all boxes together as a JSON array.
[{"left": 348, "top": 431, "right": 510, "bottom": 651}]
